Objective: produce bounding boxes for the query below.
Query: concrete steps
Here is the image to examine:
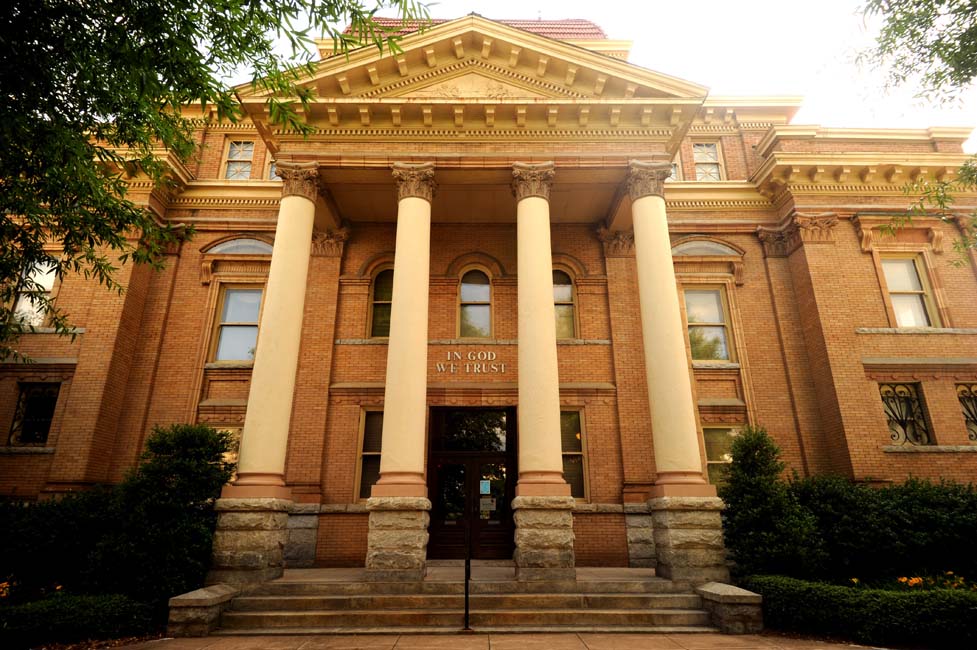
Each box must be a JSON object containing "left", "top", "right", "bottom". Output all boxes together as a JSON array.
[{"left": 217, "top": 572, "right": 716, "bottom": 634}]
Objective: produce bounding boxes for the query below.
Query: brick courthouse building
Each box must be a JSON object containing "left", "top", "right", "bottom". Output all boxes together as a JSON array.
[{"left": 3, "top": 16, "right": 976, "bottom": 584}]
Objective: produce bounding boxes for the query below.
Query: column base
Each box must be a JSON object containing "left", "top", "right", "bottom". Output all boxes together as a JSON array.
[
  {"left": 207, "top": 498, "right": 291, "bottom": 586},
  {"left": 648, "top": 496, "right": 730, "bottom": 585},
  {"left": 512, "top": 496, "right": 576, "bottom": 581},
  {"left": 365, "top": 496, "right": 431, "bottom": 582}
]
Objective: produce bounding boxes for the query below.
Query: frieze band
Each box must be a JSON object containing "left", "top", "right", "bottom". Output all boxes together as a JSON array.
[
  {"left": 277, "top": 162, "right": 321, "bottom": 202},
  {"left": 392, "top": 162, "right": 437, "bottom": 203},
  {"left": 512, "top": 162, "right": 555, "bottom": 201},
  {"left": 627, "top": 160, "right": 672, "bottom": 201}
]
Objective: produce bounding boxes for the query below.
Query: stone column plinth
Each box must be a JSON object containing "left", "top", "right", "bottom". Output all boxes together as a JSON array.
[
  {"left": 207, "top": 498, "right": 291, "bottom": 585},
  {"left": 628, "top": 160, "right": 715, "bottom": 498},
  {"left": 649, "top": 496, "right": 729, "bottom": 585},
  {"left": 365, "top": 497, "right": 432, "bottom": 582},
  {"left": 512, "top": 496, "right": 576, "bottom": 581},
  {"left": 624, "top": 502, "right": 656, "bottom": 568},
  {"left": 284, "top": 503, "right": 320, "bottom": 568}
]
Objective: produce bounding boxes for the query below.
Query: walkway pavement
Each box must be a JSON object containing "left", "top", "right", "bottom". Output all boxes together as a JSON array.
[{"left": 123, "top": 633, "right": 886, "bottom": 650}]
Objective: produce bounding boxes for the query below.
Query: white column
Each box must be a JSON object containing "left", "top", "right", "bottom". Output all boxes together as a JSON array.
[
  {"left": 513, "top": 162, "right": 570, "bottom": 497},
  {"left": 371, "top": 162, "right": 436, "bottom": 498},
  {"left": 628, "top": 160, "right": 715, "bottom": 498},
  {"left": 224, "top": 162, "right": 318, "bottom": 499}
]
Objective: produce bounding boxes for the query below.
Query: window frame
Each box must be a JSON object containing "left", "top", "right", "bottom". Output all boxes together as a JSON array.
[
  {"left": 559, "top": 408, "right": 589, "bottom": 501},
  {"left": 7, "top": 381, "right": 61, "bottom": 447},
  {"left": 878, "top": 382, "right": 934, "bottom": 446},
  {"left": 209, "top": 283, "right": 264, "bottom": 363},
  {"left": 682, "top": 285, "right": 736, "bottom": 364},
  {"left": 702, "top": 426, "right": 738, "bottom": 487},
  {"left": 692, "top": 141, "right": 725, "bottom": 181},
  {"left": 368, "top": 267, "right": 394, "bottom": 339},
  {"left": 552, "top": 268, "right": 578, "bottom": 340},
  {"left": 457, "top": 266, "right": 493, "bottom": 340},
  {"left": 265, "top": 158, "right": 281, "bottom": 182},
  {"left": 875, "top": 252, "right": 944, "bottom": 328},
  {"left": 221, "top": 139, "right": 255, "bottom": 180},
  {"left": 12, "top": 261, "right": 59, "bottom": 328},
  {"left": 667, "top": 155, "right": 683, "bottom": 182},
  {"left": 354, "top": 408, "right": 384, "bottom": 501}
]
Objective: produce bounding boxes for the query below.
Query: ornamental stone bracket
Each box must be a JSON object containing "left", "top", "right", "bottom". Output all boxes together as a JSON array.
[
  {"left": 756, "top": 211, "right": 839, "bottom": 258},
  {"left": 626, "top": 160, "right": 672, "bottom": 201},
  {"left": 392, "top": 162, "right": 437, "bottom": 203},
  {"left": 512, "top": 162, "right": 556, "bottom": 201},
  {"left": 277, "top": 161, "right": 321, "bottom": 202},
  {"left": 852, "top": 214, "right": 945, "bottom": 254},
  {"left": 596, "top": 225, "right": 635, "bottom": 257},
  {"left": 311, "top": 225, "right": 351, "bottom": 257}
]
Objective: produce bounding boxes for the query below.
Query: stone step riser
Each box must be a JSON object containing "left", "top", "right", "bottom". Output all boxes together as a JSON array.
[
  {"left": 253, "top": 580, "right": 679, "bottom": 596},
  {"left": 221, "top": 609, "right": 710, "bottom": 629},
  {"left": 231, "top": 594, "right": 702, "bottom": 612}
]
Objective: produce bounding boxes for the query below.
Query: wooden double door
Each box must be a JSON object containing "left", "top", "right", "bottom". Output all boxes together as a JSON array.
[{"left": 426, "top": 407, "right": 517, "bottom": 560}]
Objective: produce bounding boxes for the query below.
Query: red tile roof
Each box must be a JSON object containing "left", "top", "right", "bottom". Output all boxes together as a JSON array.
[{"left": 344, "top": 16, "right": 607, "bottom": 40}]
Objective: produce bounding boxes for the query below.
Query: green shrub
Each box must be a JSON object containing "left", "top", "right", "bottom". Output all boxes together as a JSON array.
[
  {"left": 742, "top": 575, "right": 977, "bottom": 648},
  {"left": 0, "top": 593, "right": 153, "bottom": 649},
  {"left": 718, "top": 426, "right": 822, "bottom": 577},
  {"left": 0, "top": 424, "right": 234, "bottom": 621}
]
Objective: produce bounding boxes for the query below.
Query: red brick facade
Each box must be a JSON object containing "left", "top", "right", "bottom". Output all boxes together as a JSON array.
[{"left": 2, "top": 17, "right": 975, "bottom": 568}]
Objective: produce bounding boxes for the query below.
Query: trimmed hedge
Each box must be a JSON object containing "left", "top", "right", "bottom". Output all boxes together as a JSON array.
[
  {"left": 742, "top": 575, "right": 977, "bottom": 649},
  {"left": 0, "top": 594, "right": 153, "bottom": 650}
]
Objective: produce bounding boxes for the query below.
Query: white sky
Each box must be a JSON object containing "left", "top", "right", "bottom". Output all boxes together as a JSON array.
[{"left": 411, "top": 0, "right": 976, "bottom": 152}]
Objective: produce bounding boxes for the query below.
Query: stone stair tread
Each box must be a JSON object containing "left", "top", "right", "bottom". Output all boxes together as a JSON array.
[{"left": 213, "top": 625, "right": 721, "bottom": 636}]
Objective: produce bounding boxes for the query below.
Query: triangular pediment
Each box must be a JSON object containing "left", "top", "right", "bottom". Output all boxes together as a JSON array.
[{"left": 238, "top": 15, "right": 709, "bottom": 102}]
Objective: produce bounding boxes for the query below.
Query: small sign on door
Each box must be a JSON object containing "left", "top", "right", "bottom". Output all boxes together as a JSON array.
[
  {"left": 479, "top": 479, "right": 491, "bottom": 495},
  {"left": 479, "top": 497, "right": 496, "bottom": 511}
]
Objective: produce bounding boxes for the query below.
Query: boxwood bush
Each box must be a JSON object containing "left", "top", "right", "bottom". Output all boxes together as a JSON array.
[
  {"left": 0, "top": 594, "right": 153, "bottom": 650},
  {"left": 0, "top": 423, "right": 234, "bottom": 635},
  {"left": 742, "top": 575, "right": 977, "bottom": 649}
]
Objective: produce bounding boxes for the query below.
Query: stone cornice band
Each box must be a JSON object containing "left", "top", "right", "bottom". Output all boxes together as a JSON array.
[
  {"left": 277, "top": 161, "right": 321, "bottom": 201},
  {"left": 392, "top": 162, "right": 437, "bottom": 202},
  {"left": 512, "top": 162, "right": 555, "bottom": 201},
  {"left": 627, "top": 160, "right": 671, "bottom": 201}
]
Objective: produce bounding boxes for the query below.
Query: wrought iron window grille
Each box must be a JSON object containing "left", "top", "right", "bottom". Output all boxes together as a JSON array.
[
  {"left": 879, "top": 383, "right": 932, "bottom": 446},
  {"left": 956, "top": 384, "right": 977, "bottom": 442}
]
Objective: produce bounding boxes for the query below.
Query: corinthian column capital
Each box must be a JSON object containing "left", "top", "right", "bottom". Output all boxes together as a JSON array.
[
  {"left": 512, "top": 162, "right": 555, "bottom": 201},
  {"left": 276, "top": 161, "right": 320, "bottom": 201},
  {"left": 627, "top": 160, "right": 672, "bottom": 201},
  {"left": 392, "top": 162, "right": 436, "bottom": 203}
]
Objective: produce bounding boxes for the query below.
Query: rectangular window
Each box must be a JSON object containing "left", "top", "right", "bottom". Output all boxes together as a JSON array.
[
  {"left": 8, "top": 382, "right": 60, "bottom": 446},
  {"left": 880, "top": 257, "right": 936, "bottom": 327},
  {"left": 684, "top": 288, "right": 731, "bottom": 361},
  {"left": 223, "top": 141, "right": 254, "bottom": 180},
  {"left": 879, "top": 382, "right": 932, "bottom": 446},
  {"left": 956, "top": 384, "right": 977, "bottom": 443},
  {"left": 693, "top": 143, "right": 723, "bottom": 181},
  {"left": 13, "top": 262, "right": 57, "bottom": 327},
  {"left": 358, "top": 411, "right": 383, "bottom": 499},
  {"left": 213, "top": 287, "right": 262, "bottom": 361},
  {"left": 560, "top": 411, "right": 586, "bottom": 499},
  {"left": 667, "top": 157, "right": 681, "bottom": 182},
  {"left": 703, "top": 427, "right": 737, "bottom": 486}
]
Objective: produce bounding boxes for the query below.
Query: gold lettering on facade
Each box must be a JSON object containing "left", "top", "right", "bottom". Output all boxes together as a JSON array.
[{"left": 435, "top": 349, "right": 507, "bottom": 374}]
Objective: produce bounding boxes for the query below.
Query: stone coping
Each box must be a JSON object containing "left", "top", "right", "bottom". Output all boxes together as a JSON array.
[
  {"left": 648, "top": 496, "right": 725, "bottom": 511},
  {"left": 696, "top": 582, "right": 762, "bottom": 605},
  {"left": 857, "top": 327, "right": 977, "bottom": 335},
  {"left": 883, "top": 445, "right": 977, "bottom": 453},
  {"left": 168, "top": 583, "right": 239, "bottom": 608},
  {"left": 0, "top": 446, "right": 55, "bottom": 455}
]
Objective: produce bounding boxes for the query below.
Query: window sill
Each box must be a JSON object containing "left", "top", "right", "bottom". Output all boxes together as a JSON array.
[
  {"left": 692, "top": 361, "right": 740, "bottom": 370},
  {"left": 882, "top": 445, "right": 977, "bottom": 453},
  {"left": 856, "top": 327, "right": 977, "bottom": 335},
  {"left": 204, "top": 361, "right": 254, "bottom": 370},
  {"left": 0, "top": 446, "right": 55, "bottom": 455}
]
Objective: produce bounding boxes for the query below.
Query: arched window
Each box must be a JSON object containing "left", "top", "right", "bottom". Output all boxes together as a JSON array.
[
  {"left": 370, "top": 269, "right": 393, "bottom": 337},
  {"left": 208, "top": 238, "right": 273, "bottom": 255},
  {"left": 671, "top": 240, "right": 738, "bottom": 256},
  {"left": 459, "top": 270, "right": 491, "bottom": 338},
  {"left": 553, "top": 270, "right": 575, "bottom": 339}
]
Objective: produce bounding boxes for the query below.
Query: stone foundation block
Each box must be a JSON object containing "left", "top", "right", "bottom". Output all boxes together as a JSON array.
[
  {"left": 696, "top": 582, "right": 763, "bottom": 634},
  {"left": 625, "top": 511, "right": 656, "bottom": 568},
  {"left": 365, "top": 496, "right": 431, "bottom": 582},
  {"left": 512, "top": 496, "right": 575, "bottom": 581},
  {"left": 207, "top": 498, "right": 291, "bottom": 586},
  {"left": 283, "top": 505, "right": 319, "bottom": 568},
  {"left": 167, "top": 584, "right": 239, "bottom": 637},
  {"left": 649, "top": 496, "right": 729, "bottom": 585}
]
